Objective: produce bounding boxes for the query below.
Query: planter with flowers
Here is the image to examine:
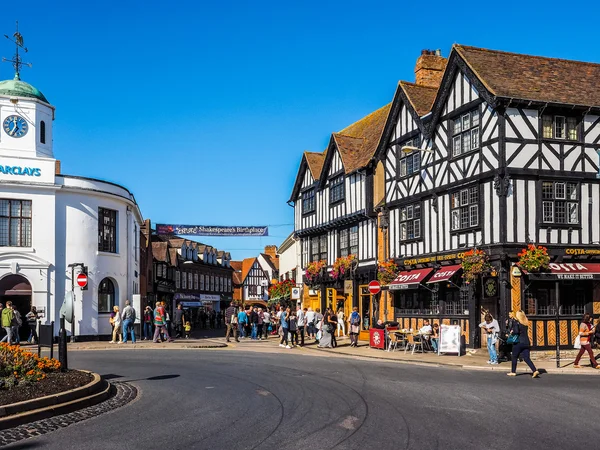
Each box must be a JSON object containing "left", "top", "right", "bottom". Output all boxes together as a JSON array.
[
  {"left": 377, "top": 259, "right": 398, "bottom": 285},
  {"left": 461, "top": 249, "right": 493, "bottom": 283},
  {"left": 268, "top": 279, "right": 296, "bottom": 301},
  {"left": 331, "top": 255, "right": 357, "bottom": 280},
  {"left": 518, "top": 244, "right": 550, "bottom": 272},
  {"left": 304, "top": 260, "right": 326, "bottom": 286}
]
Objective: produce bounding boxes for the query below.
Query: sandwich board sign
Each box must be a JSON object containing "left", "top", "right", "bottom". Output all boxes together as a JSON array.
[{"left": 439, "top": 324, "right": 461, "bottom": 357}]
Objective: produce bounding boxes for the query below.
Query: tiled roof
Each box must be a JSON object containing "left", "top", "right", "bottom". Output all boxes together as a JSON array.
[
  {"left": 168, "top": 248, "right": 179, "bottom": 266},
  {"left": 305, "top": 151, "right": 325, "bottom": 179},
  {"left": 167, "top": 238, "right": 186, "bottom": 248},
  {"left": 241, "top": 257, "right": 256, "bottom": 283},
  {"left": 399, "top": 81, "right": 438, "bottom": 116},
  {"left": 334, "top": 103, "right": 392, "bottom": 174},
  {"left": 151, "top": 242, "right": 169, "bottom": 262},
  {"left": 455, "top": 44, "right": 600, "bottom": 107},
  {"left": 260, "top": 253, "right": 278, "bottom": 271},
  {"left": 230, "top": 261, "right": 243, "bottom": 272}
]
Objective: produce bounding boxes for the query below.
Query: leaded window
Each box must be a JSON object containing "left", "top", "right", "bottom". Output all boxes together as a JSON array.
[
  {"left": 176, "top": 271, "right": 180, "bottom": 289},
  {"left": 339, "top": 225, "right": 358, "bottom": 257},
  {"left": 541, "top": 181, "right": 579, "bottom": 224},
  {"left": 98, "top": 207, "right": 117, "bottom": 253},
  {"left": 311, "top": 235, "right": 327, "bottom": 262},
  {"left": 451, "top": 186, "right": 479, "bottom": 231},
  {"left": 0, "top": 199, "right": 32, "bottom": 247},
  {"left": 452, "top": 108, "right": 480, "bottom": 157},
  {"left": 302, "top": 189, "right": 315, "bottom": 214},
  {"left": 194, "top": 273, "right": 198, "bottom": 290},
  {"left": 330, "top": 176, "right": 344, "bottom": 204},
  {"left": 542, "top": 115, "right": 578, "bottom": 140},
  {"left": 182, "top": 272, "right": 187, "bottom": 289},
  {"left": 200, "top": 274, "right": 205, "bottom": 290},
  {"left": 399, "top": 203, "right": 421, "bottom": 241},
  {"left": 399, "top": 137, "right": 421, "bottom": 177}
]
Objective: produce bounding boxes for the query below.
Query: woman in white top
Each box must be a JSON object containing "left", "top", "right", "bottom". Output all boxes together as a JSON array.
[
  {"left": 337, "top": 309, "right": 346, "bottom": 337},
  {"left": 110, "top": 305, "right": 122, "bottom": 344},
  {"left": 479, "top": 313, "right": 500, "bottom": 364}
]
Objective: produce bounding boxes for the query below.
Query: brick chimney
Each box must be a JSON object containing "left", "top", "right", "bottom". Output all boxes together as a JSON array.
[
  {"left": 55, "top": 160, "right": 61, "bottom": 174},
  {"left": 415, "top": 49, "right": 447, "bottom": 88},
  {"left": 264, "top": 245, "right": 278, "bottom": 259}
]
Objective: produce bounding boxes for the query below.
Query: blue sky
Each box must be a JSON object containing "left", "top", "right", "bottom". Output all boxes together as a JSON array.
[{"left": 3, "top": 1, "right": 600, "bottom": 260}]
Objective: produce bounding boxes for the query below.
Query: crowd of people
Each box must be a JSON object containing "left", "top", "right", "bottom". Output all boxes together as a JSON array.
[
  {"left": 223, "top": 302, "right": 363, "bottom": 349},
  {"left": 0, "top": 302, "right": 40, "bottom": 345}
]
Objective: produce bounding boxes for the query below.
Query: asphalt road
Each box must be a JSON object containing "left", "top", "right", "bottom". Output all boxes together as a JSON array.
[{"left": 4, "top": 349, "right": 597, "bottom": 450}]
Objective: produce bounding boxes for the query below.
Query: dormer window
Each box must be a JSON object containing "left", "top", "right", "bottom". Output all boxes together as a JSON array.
[
  {"left": 302, "top": 189, "right": 315, "bottom": 214},
  {"left": 399, "top": 137, "right": 421, "bottom": 177},
  {"left": 40, "top": 121, "right": 46, "bottom": 144},
  {"left": 542, "top": 115, "right": 577, "bottom": 140},
  {"left": 329, "top": 176, "right": 344, "bottom": 204}
]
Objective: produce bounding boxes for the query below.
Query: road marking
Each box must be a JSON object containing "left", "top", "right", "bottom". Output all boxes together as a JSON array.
[
  {"left": 205, "top": 386, "right": 215, "bottom": 389},
  {"left": 256, "top": 389, "right": 271, "bottom": 396}
]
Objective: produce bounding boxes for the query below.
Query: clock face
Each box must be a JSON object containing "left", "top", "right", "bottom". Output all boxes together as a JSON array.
[{"left": 3, "top": 115, "right": 28, "bottom": 138}]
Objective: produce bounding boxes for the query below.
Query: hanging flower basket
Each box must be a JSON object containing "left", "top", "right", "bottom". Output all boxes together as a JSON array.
[
  {"left": 377, "top": 259, "right": 398, "bottom": 285},
  {"left": 461, "top": 249, "right": 492, "bottom": 283},
  {"left": 304, "top": 260, "right": 326, "bottom": 285},
  {"left": 518, "top": 244, "right": 550, "bottom": 272},
  {"left": 268, "top": 279, "right": 296, "bottom": 300},
  {"left": 331, "top": 255, "right": 357, "bottom": 280}
]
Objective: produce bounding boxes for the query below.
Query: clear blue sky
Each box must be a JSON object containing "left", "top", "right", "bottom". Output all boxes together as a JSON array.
[{"left": 3, "top": 1, "right": 600, "bottom": 260}]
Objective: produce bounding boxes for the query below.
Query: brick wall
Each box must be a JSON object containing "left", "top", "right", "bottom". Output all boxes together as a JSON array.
[{"left": 415, "top": 50, "right": 447, "bottom": 88}]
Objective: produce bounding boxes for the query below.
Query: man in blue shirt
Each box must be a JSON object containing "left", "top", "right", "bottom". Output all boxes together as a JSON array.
[{"left": 237, "top": 309, "right": 248, "bottom": 338}]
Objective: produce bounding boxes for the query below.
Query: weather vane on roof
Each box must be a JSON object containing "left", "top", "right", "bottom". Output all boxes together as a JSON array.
[{"left": 2, "top": 21, "right": 32, "bottom": 80}]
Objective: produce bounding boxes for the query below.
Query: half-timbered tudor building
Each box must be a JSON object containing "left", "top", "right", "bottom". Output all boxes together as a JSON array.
[
  {"left": 239, "top": 257, "right": 271, "bottom": 303},
  {"left": 290, "top": 105, "right": 391, "bottom": 324},
  {"left": 376, "top": 46, "right": 600, "bottom": 349}
]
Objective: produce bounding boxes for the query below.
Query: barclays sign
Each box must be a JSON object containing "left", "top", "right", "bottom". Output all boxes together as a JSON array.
[{"left": 0, "top": 165, "right": 41, "bottom": 176}]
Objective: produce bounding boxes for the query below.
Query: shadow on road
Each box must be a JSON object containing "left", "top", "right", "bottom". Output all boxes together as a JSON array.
[{"left": 100, "top": 373, "right": 180, "bottom": 382}]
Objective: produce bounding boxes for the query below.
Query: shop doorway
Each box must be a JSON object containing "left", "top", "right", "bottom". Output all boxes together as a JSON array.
[
  {"left": 358, "top": 285, "right": 373, "bottom": 340},
  {"left": 0, "top": 274, "right": 32, "bottom": 342}
]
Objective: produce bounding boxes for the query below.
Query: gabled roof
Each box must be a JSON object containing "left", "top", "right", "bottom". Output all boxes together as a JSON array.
[
  {"left": 151, "top": 242, "right": 169, "bottom": 262},
  {"left": 168, "top": 248, "right": 179, "bottom": 266},
  {"left": 230, "top": 261, "right": 243, "bottom": 272},
  {"left": 399, "top": 81, "right": 438, "bottom": 116},
  {"left": 305, "top": 151, "right": 326, "bottom": 179},
  {"left": 331, "top": 103, "right": 392, "bottom": 175},
  {"left": 260, "top": 253, "right": 278, "bottom": 272},
  {"left": 241, "top": 257, "right": 257, "bottom": 283},
  {"left": 455, "top": 44, "right": 600, "bottom": 107}
]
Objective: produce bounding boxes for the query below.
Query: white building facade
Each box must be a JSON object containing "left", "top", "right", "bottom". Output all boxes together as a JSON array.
[{"left": 0, "top": 76, "right": 142, "bottom": 339}]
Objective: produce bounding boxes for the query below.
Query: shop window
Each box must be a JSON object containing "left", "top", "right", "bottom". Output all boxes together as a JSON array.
[
  {"left": 0, "top": 199, "right": 32, "bottom": 247},
  {"left": 393, "top": 290, "right": 433, "bottom": 315},
  {"left": 98, "top": 207, "right": 117, "bottom": 253},
  {"left": 444, "top": 287, "right": 470, "bottom": 315},
  {"left": 339, "top": 226, "right": 358, "bottom": 257},
  {"left": 399, "top": 203, "right": 421, "bottom": 241},
  {"left": 525, "top": 283, "right": 587, "bottom": 316},
  {"left": 541, "top": 181, "right": 579, "bottom": 225},
  {"left": 329, "top": 175, "right": 344, "bottom": 204},
  {"left": 302, "top": 189, "right": 315, "bottom": 214},
  {"left": 98, "top": 278, "right": 115, "bottom": 313}
]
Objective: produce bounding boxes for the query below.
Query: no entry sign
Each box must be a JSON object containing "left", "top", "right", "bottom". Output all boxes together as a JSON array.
[
  {"left": 76, "top": 273, "right": 88, "bottom": 288},
  {"left": 368, "top": 280, "right": 381, "bottom": 295}
]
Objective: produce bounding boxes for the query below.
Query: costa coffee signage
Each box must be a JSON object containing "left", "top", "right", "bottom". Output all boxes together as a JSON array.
[
  {"left": 548, "top": 263, "right": 600, "bottom": 280},
  {"left": 427, "top": 264, "right": 462, "bottom": 284},
  {"left": 389, "top": 268, "right": 433, "bottom": 290}
]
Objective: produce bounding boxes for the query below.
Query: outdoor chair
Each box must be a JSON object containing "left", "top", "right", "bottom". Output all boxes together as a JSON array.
[
  {"left": 387, "top": 332, "right": 404, "bottom": 352},
  {"left": 404, "top": 333, "right": 423, "bottom": 355}
]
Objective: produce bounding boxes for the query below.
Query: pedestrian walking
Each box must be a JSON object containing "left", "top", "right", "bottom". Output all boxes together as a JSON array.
[
  {"left": 431, "top": 323, "right": 440, "bottom": 352},
  {"left": 121, "top": 300, "right": 137, "bottom": 344},
  {"left": 110, "top": 305, "right": 123, "bottom": 344},
  {"left": 225, "top": 302, "right": 239, "bottom": 342},
  {"left": 262, "top": 308, "right": 271, "bottom": 339},
  {"left": 297, "top": 307, "right": 307, "bottom": 346},
  {"left": 479, "top": 313, "right": 500, "bottom": 364},
  {"left": 250, "top": 307, "right": 259, "bottom": 340},
  {"left": 174, "top": 304, "right": 185, "bottom": 338},
  {"left": 185, "top": 321, "right": 192, "bottom": 339},
  {"left": 289, "top": 310, "right": 298, "bottom": 347},
  {"left": 306, "top": 307, "right": 315, "bottom": 339},
  {"left": 153, "top": 302, "right": 173, "bottom": 343},
  {"left": 0, "top": 301, "right": 14, "bottom": 344},
  {"left": 279, "top": 307, "right": 290, "bottom": 348},
  {"left": 337, "top": 308, "right": 346, "bottom": 337},
  {"left": 237, "top": 308, "right": 248, "bottom": 338},
  {"left": 209, "top": 310, "right": 216, "bottom": 329},
  {"left": 507, "top": 311, "right": 540, "bottom": 378},
  {"left": 143, "top": 306, "right": 153, "bottom": 340},
  {"left": 12, "top": 307, "right": 22, "bottom": 344},
  {"left": 318, "top": 309, "right": 333, "bottom": 348},
  {"left": 314, "top": 308, "right": 324, "bottom": 344},
  {"left": 573, "top": 313, "right": 599, "bottom": 369},
  {"left": 165, "top": 307, "right": 172, "bottom": 337},
  {"left": 329, "top": 309, "right": 338, "bottom": 348},
  {"left": 257, "top": 308, "right": 264, "bottom": 340},
  {"left": 26, "top": 306, "right": 39, "bottom": 344},
  {"left": 349, "top": 306, "right": 361, "bottom": 347}
]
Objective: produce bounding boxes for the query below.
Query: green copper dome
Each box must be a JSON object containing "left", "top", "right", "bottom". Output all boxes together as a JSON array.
[{"left": 0, "top": 78, "right": 49, "bottom": 104}]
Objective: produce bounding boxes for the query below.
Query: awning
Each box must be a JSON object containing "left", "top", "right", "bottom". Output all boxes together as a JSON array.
[
  {"left": 388, "top": 268, "right": 433, "bottom": 290},
  {"left": 529, "top": 263, "right": 600, "bottom": 280},
  {"left": 427, "top": 264, "right": 462, "bottom": 284}
]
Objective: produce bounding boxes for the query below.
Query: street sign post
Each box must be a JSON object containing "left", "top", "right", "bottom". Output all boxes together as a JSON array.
[
  {"left": 76, "top": 273, "right": 88, "bottom": 288},
  {"left": 368, "top": 280, "right": 381, "bottom": 295}
]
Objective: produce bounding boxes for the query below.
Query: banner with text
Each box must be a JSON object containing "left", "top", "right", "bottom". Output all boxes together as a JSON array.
[{"left": 156, "top": 224, "right": 268, "bottom": 237}]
